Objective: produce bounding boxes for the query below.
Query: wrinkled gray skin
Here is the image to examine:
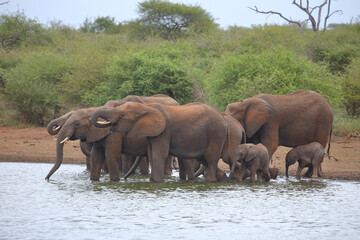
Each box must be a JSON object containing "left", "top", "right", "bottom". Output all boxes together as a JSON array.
[
  {"left": 225, "top": 90, "right": 333, "bottom": 178},
  {"left": 234, "top": 143, "right": 271, "bottom": 182},
  {"left": 285, "top": 142, "right": 338, "bottom": 179},
  {"left": 91, "top": 102, "right": 231, "bottom": 182},
  {"left": 45, "top": 94, "right": 178, "bottom": 181}
]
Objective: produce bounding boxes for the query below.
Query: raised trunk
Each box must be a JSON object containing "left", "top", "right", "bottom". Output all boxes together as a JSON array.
[
  {"left": 91, "top": 109, "right": 113, "bottom": 128},
  {"left": 47, "top": 111, "right": 74, "bottom": 135},
  {"left": 47, "top": 120, "right": 62, "bottom": 135},
  {"left": 45, "top": 140, "right": 64, "bottom": 180}
]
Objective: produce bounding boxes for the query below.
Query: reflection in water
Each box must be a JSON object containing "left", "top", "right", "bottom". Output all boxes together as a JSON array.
[{"left": 0, "top": 162, "right": 359, "bottom": 240}]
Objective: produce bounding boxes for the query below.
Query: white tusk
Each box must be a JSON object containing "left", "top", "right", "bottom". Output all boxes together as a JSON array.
[
  {"left": 97, "top": 120, "right": 110, "bottom": 125},
  {"left": 52, "top": 126, "right": 61, "bottom": 131},
  {"left": 60, "top": 137, "right": 70, "bottom": 144}
]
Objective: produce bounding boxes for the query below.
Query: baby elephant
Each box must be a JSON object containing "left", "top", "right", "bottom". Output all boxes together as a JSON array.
[
  {"left": 285, "top": 142, "right": 338, "bottom": 179},
  {"left": 234, "top": 143, "right": 271, "bottom": 182}
]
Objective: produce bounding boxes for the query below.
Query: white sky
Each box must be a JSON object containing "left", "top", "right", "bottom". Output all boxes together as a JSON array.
[{"left": 1, "top": 0, "right": 359, "bottom": 29}]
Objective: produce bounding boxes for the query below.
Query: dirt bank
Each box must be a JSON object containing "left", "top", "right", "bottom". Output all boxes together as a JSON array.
[{"left": 0, "top": 127, "right": 359, "bottom": 180}]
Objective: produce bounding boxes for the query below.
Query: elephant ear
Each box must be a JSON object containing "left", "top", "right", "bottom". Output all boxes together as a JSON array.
[
  {"left": 87, "top": 122, "right": 111, "bottom": 143},
  {"left": 127, "top": 104, "right": 166, "bottom": 138},
  {"left": 245, "top": 98, "right": 271, "bottom": 138},
  {"left": 245, "top": 146, "right": 257, "bottom": 162}
]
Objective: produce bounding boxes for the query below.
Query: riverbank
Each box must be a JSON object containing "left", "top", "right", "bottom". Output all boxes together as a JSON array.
[{"left": 1, "top": 127, "right": 359, "bottom": 180}]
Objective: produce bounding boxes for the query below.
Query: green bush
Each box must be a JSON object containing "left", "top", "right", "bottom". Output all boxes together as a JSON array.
[
  {"left": 203, "top": 49, "right": 341, "bottom": 110},
  {"left": 341, "top": 57, "right": 360, "bottom": 116},
  {"left": 2, "top": 51, "right": 73, "bottom": 125},
  {"left": 83, "top": 43, "right": 194, "bottom": 105}
]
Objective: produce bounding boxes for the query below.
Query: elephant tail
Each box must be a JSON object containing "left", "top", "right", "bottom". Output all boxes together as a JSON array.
[{"left": 326, "top": 127, "right": 332, "bottom": 159}]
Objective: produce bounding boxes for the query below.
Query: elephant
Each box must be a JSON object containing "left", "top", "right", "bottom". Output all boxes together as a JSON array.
[
  {"left": 45, "top": 94, "right": 179, "bottom": 181},
  {"left": 91, "top": 102, "right": 235, "bottom": 182},
  {"left": 225, "top": 90, "right": 333, "bottom": 177},
  {"left": 234, "top": 143, "right": 271, "bottom": 182},
  {"left": 285, "top": 142, "right": 339, "bottom": 179}
]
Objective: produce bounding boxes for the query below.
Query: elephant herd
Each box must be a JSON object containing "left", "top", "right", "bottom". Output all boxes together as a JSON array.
[{"left": 45, "top": 90, "right": 334, "bottom": 183}]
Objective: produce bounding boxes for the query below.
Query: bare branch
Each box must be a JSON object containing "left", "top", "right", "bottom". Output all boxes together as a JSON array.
[
  {"left": 0, "top": 1, "right": 10, "bottom": 5},
  {"left": 323, "top": 0, "right": 343, "bottom": 31},
  {"left": 293, "top": 0, "right": 317, "bottom": 31},
  {"left": 249, "top": 6, "right": 304, "bottom": 34}
]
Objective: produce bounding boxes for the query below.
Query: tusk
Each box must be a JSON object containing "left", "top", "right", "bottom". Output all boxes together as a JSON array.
[
  {"left": 52, "top": 126, "right": 61, "bottom": 131},
  {"left": 97, "top": 120, "right": 110, "bottom": 125},
  {"left": 60, "top": 137, "right": 70, "bottom": 144}
]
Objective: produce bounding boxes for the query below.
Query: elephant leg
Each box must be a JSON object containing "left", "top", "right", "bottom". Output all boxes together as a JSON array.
[
  {"left": 185, "top": 159, "right": 198, "bottom": 180},
  {"left": 164, "top": 156, "right": 173, "bottom": 175},
  {"left": 296, "top": 165, "right": 304, "bottom": 179},
  {"left": 102, "top": 161, "right": 109, "bottom": 173},
  {"left": 178, "top": 158, "right": 187, "bottom": 180},
  {"left": 303, "top": 165, "right": 314, "bottom": 178},
  {"left": 86, "top": 155, "right": 91, "bottom": 171},
  {"left": 204, "top": 156, "right": 218, "bottom": 182},
  {"left": 148, "top": 139, "right": 168, "bottom": 182},
  {"left": 236, "top": 163, "right": 247, "bottom": 182},
  {"left": 256, "top": 170, "right": 263, "bottom": 182},
  {"left": 138, "top": 157, "right": 149, "bottom": 175},
  {"left": 90, "top": 146, "right": 105, "bottom": 181}
]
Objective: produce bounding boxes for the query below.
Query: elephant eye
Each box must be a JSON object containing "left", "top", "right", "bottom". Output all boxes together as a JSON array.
[{"left": 74, "top": 120, "right": 81, "bottom": 127}]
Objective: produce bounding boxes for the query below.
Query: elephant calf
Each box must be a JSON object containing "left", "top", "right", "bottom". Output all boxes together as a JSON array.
[
  {"left": 234, "top": 143, "right": 271, "bottom": 182},
  {"left": 285, "top": 142, "right": 338, "bottom": 179}
]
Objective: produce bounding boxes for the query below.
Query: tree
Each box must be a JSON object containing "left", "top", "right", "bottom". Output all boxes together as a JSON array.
[
  {"left": 80, "top": 16, "right": 120, "bottom": 33},
  {"left": 135, "top": 0, "right": 217, "bottom": 40},
  {"left": 0, "top": 11, "right": 45, "bottom": 49},
  {"left": 249, "top": 0, "right": 342, "bottom": 34}
]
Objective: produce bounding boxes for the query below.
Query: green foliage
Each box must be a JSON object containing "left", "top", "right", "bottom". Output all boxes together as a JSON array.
[
  {"left": 83, "top": 43, "right": 194, "bottom": 105},
  {"left": 341, "top": 57, "right": 360, "bottom": 116},
  {"left": 80, "top": 16, "right": 122, "bottom": 34},
  {"left": 2, "top": 51, "right": 73, "bottom": 125},
  {"left": 0, "top": 11, "right": 49, "bottom": 50},
  {"left": 135, "top": 0, "right": 217, "bottom": 40},
  {"left": 203, "top": 49, "right": 341, "bottom": 110}
]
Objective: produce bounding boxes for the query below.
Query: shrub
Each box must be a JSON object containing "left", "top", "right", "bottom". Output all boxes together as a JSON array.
[
  {"left": 203, "top": 49, "right": 341, "bottom": 110},
  {"left": 82, "top": 43, "right": 194, "bottom": 105},
  {"left": 3, "top": 51, "right": 73, "bottom": 125},
  {"left": 341, "top": 57, "right": 360, "bottom": 116}
]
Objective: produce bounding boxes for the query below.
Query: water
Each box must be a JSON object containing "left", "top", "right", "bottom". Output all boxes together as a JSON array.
[{"left": 0, "top": 162, "right": 359, "bottom": 240}]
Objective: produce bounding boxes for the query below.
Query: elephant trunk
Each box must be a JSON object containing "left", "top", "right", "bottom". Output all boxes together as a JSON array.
[
  {"left": 124, "top": 156, "right": 142, "bottom": 179},
  {"left": 91, "top": 109, "right": 114, "bottom": 128},
  {"left": 47, "top": 111, "right": 75, "bottom": 135},
  {"left": 194, "top": 164, "right": 206, "bottom": 178},
  {"left": 45, "top": 140, "right": 64, "bottom": 180},
  {"left": 80, "top": 141, "right": 92, "bottom": 157},
  {"left": 47, "top": 120, "right": 62, "bottom": 135}
]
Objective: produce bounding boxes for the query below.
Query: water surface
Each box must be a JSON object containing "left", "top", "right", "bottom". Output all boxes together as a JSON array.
[{"left": 1, "top": 162, "right": 359, "bottom": 240}]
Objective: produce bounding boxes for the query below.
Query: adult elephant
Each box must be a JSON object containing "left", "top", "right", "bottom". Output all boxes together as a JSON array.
[
  {"left": 225, "top": 90, "right": 333, "bottom": 174},
  {"left": 45, "top": 94, "right": 179, "bottom": 181},
  {"left": 91, "top": 102, "right": 234, "bottom": 182}
]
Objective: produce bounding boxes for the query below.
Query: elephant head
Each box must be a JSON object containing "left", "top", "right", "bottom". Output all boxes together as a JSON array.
[
  {"left": 45, "top": 107, "right": 111, "bottom": 180},
  {"left": 236, "top": 144, "right": 257, "bottom": 163},
  {"left": 225, "top": 98, "right": 271, "bottom": 140},
  {"left": 285, "top": 148, "right": 300, "bottom": 177},
  {"left": 91, "top": 102, "right": 166, "bottom": 138}
]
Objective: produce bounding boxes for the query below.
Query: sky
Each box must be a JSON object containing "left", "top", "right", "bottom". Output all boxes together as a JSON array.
[{"left": 1, "top": 0, "right": 359, "bottom": 29}]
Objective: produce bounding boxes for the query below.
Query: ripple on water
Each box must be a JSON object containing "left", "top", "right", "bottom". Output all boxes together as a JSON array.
[{"left": 0, "top": 162, "right": 359, "bottom": 240}]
